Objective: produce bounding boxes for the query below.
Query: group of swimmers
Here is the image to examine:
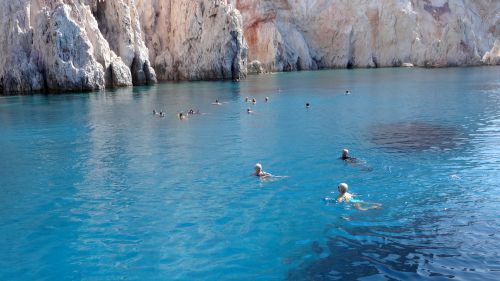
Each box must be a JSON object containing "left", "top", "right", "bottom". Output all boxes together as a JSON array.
[
  {"left": 253, "top": 148, "right": 381, "bottom": 211},
  {"left": 153, "top": 88, "right": 351, "bottom": 120}
]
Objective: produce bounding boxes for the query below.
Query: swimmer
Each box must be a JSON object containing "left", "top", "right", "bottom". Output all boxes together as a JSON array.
[
  {"left": 188, "top": 109, "right": 195, "bottom": 115},
  {"left": 265, "top": 97, "right": 269, "bottom": 102},
  {"left": 306, "top": 103, "right": 310, "bottom": 108},
  {"left": 252, "top": 98, "right": 257, "bottom": 104},
  {"left": 340, "top": 148, "right": 356, "bottom": 161},
  {"left": 159, "top": 111, "right": 165, "bottom": 117},
  {"left": 345, "top": 90, "right": 351, "bottom": 95},
  {"left": 178, "top": 112, "right": 186, "bottom": 120},
  {"left": 153, "top": 109, "right": 157, "bottom": 115},
  {"left": 253, "top": 163, "right": 271, "bottom": 178},
  {"left": 245, "top": 97, "right": 249, "bottom": 102},
  {"left": 213, "top": 99, "right": 222, "bottom": 105},
  {"left": 338, "top": 149, "right": 372, "bottom": 171},
  {"left": 247, "top": 108, "right": 253, "bottom": 114},
  {"left": 336, "top": 183, "right": 381, "bottom": 210}
]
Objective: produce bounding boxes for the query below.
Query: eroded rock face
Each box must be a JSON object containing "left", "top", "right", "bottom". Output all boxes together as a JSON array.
[
  {"left": 136, "top": 0, "right": 248, "bottom": 81},
  {"left": 0, "top": 0, "right": 498, "bottom": 94},
  {"left": 0, "top": 0, "right": 153, "bottom": 93},
  {"left": 32, "top": 4, "right": 106, "bottom": 91},
  {"left": 233, "top": 0, "right": 500, "bottom": 72},
  {"left": 92, "top": 0, "right": 156, "bottom": 85}
]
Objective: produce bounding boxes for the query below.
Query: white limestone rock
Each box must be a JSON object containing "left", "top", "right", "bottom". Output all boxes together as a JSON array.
[
  {"left": 483, "top": 40, "right": 500, "bottom": 65},
  {"left": 92, "top": 0, "right": 156, "bottom": 85},
  {"left": 136, "top": 0, "right": 248, "bottom": 81},
  {"left": 32, "top": 4, "right": 105, "bottom": 91},
  {"left": 0, "top": 0, "right": 44, "bottom": 93},
  {"left": 233, "top": 0, "right": 500, "bottom": 71},
  {"left": 248, "top": 60, "right": 264, "bottom": 74}
]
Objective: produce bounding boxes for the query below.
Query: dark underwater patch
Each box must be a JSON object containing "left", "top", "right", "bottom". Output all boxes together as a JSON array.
[{"left": 370, "top": 122, "right": 463, "bottom": 152}]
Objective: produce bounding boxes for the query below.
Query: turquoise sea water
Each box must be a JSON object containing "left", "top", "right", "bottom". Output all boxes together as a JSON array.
[{"left": 1, "top": 67, "right": 499, "bottom": 280}]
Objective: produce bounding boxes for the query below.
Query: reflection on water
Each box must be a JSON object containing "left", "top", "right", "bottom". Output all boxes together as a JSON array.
[{"left": 0, "top": 67, "right": 499, "bottom": 281}]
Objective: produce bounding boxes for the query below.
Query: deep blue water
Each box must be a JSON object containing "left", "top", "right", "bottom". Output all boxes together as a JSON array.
[{"left": 0, "top": 67, "right": 499, "bottom": 281}]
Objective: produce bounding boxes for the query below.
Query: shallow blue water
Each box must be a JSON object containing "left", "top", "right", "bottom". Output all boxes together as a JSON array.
[{"left": 1, "top": 67, "right": 499, "bottom": 281}]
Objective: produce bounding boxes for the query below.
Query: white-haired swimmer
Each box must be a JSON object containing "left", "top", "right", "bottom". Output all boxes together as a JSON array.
[
  {"left": 252, "top": 163, "right": 288, "bottom": 181},
  {"left": 327, "top": 183, "right": 382, "bottom": 211},
  {"left": 340, "top": 149, "right": 356, "bottom": 161},
  {"left": 253, "top": 163, "right": 271, "bottom": 178}
]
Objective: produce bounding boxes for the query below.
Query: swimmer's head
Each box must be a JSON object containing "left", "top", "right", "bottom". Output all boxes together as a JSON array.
[
  {"left": 255, "top": 163, "right": 262, "bottom": 172},
  {"left": 342, "top": 149, "right": 349, "bottom": 158},
  {"left": 306, "top": 103, "right": 310, "bottom": 108},
  {"left": 338, "top": 183, "right": 348, "bottom": 194}
]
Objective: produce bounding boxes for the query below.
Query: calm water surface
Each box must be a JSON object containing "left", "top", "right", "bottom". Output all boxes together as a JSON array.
[{"left": 1, "top": 67, "right": 499, "bottom": 280}]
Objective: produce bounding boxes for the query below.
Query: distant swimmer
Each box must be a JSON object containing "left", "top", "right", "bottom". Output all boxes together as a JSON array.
[
  {"left": 252, "top": 98, "right": 257, "bottom": 104},
  {"left": 335, "top": 183, "right": 381, "bottom": 210},
  {"left": 159, "top": 111, "right": 165, "bottom": 117},
  {"left": 338, "top": 149, "right": 372, "bottom": 171},
  {"left": 153, "top": 109, "right": 157, "bottom": 115},
  {"left": 179, "top": 112, "right": 186, "bottom": 120},
  {"left": 245, "top": 97, "right": 249, "bottom": 102},
  {"left": 340, "top": 149, "right": 356, "bottom": 162},
  {"left": 213, "top": 99, "right": 222, "bottom": 105},
  {"left": 188, "top": 109, "right": 195, "bottom": 115},
  {"left": 306, "top": 103, "right": 310, "bottom": 108},
  {"left": 265, "top": 97, "right": 269, "bottom": 102},
  {"left": 247, "top": 108, "right": 253, "bottom": 114},
  {"left": 345, "top": 90, "right": 351, "bottom": 95},
  {"left": 253, "top": 163, "right": 271, "bottom": 178}
]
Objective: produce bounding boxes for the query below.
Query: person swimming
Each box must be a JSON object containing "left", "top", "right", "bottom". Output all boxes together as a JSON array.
[
  {"left": 252, "top": 98, "right": 257, "bottom": 104},
  {"left": 345, "top": 90, "right": 351, "bottom": 95},
  {"left": 340, "top": 149, "right": 355, "bottom": 161},
  {"left": 253, "top": 163, "right": 271, "bottom": 178},
  {"left": 213, "top": 99, "right": 222, "bottom": 105},
  {"left": 245, "top": 97, "right": 249, "bottom": 102},
  {"left": 247, "top": 108, "right": 253, "bottom": 114},
  {"left": 265, "top": 97, "right": 269, "bottom": 102},
  {"left": 338, "top": 149, "right": 373, "bottom": 171},
  {"left": 153, "top": 109, "right": 157, "bottom": 115},
  {"left": 159, "top": 111, "right": 165, "bottom": 117},
  {"left": 188, "top": 109, "right": 195, "bottom": 115},
  {"left": 179, "top": 112, "right": 186, "bottom": 120},
  {"left": 334, "top": 183, "right": 381, "bottom": 210},
  {"left": 306, "top": 103, "right": 310, "bottom": 108}
]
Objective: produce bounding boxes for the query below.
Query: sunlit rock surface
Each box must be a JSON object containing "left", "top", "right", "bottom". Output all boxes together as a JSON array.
[
  {"left": 136, "top": 0, "right": 248, "bottom": 81},
  {"left": 1, "top": 0, "right": 498, "bottom": 94},
  {"left": 232, "top": 0, "right": 500, "bottom": 72}
]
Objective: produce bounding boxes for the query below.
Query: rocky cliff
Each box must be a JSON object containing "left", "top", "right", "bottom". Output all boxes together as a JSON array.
[
  {"left": 0, "top": 0, "right": 498, "bottom": 94},
  {"left": 234, "top": 0, "right": 500, "bottom": 72}
]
